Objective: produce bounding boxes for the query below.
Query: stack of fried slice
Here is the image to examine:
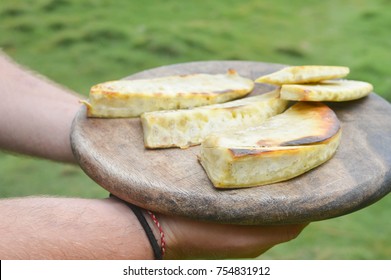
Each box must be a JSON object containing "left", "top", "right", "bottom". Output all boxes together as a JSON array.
[{"left": 255, "top": 65, "right": 373, "bottom": 101}]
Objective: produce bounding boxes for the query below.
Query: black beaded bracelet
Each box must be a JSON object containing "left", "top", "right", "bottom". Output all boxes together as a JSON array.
[{"left": 110, "top": 194, "right": 163, "bottom": 260}]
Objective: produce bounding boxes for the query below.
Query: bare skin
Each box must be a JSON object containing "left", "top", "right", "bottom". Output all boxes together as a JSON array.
[{"left": 0, "top": 52, "right": 306, "bottom": 259}]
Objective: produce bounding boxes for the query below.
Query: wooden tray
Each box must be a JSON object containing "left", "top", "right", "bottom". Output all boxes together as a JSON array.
[{"left": 71, "top": 61, "right": 391, "bottom": 225}]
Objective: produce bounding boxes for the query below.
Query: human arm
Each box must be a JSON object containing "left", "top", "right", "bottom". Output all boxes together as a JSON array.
[
  {"left": 0, "top": 196, "right": 305, "bottom": 259},
  {"left": 0, "top": 196, "right": 157, "bottom": 259},
  {"left": 0, "top": 52, "right": 80, "bottom": 163}
]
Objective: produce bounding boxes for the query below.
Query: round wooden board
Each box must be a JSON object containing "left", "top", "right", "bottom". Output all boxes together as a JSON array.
[{"left": 71, "top": 61, "right": 391, "bottom": 225}]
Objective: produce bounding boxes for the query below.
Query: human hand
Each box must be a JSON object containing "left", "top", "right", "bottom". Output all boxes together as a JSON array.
[{"left": 159, "top": 214, "right": 307, "bottom": 259}]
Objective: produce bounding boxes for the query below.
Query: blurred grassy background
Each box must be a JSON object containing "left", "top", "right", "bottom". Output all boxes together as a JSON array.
[{"left": 1, "top": 0, "right": 390, "bottom": 259}]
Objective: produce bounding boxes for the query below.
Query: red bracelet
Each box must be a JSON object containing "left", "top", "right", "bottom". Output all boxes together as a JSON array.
[
  {"left": 147, "top": 210, "right": 166, "bottom": 257},
  {"left": 109, "top": 194, "right": 164, "bottom": 259}
]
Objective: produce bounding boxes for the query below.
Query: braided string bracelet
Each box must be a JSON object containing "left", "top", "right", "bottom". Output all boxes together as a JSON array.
[
  {"left": 110, "top": 194, "right": 165, "bottom": 259},
  {"left": 146, "top": 210, "right": 166, "bottom": 256}
]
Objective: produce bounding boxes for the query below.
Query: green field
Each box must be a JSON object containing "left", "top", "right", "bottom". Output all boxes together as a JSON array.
[{"left": 1, "top": 0, "right": 390, "bottom": 259}]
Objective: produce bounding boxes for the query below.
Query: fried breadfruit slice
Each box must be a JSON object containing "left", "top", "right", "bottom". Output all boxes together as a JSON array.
[
  {"left": 280, "top": 79, "right": 373, "bottom": 101},
  {"left": 255, "top": 65, "right": 350, "bottom": 85},
  {"left": 141, "top": 89, "right": 288, "bottom": 148},
  {"left": 82, "top": 69, "right": 254, "bottom": 118},
  {"left": 199, "top": 102, "right": 342, "bottom": 188}
]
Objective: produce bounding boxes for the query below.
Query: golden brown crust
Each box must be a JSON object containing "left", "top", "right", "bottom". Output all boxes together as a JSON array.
[
  {"left": 85, "top": 70, "right": 255, "bottom": 118},
  {"left": 280, "top": 80, "right": 373, "bottom": 102},
  {"left": 199, "top": 102, "right": 342, "bottom": 188},
  {"left": 255, "top": 65, "right": 350, "bottom": 85},
  {"left": 229, "top": 127, "right": 341, "bottom": 158}
]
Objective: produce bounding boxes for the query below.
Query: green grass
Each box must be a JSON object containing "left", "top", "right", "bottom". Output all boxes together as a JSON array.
[
  {"left": 260, "top": 195, "right": 391, "bottom": 259},
  {"left": 1, "top": 0, "right": 390, "bottom": 259},
  {"left": 2, "top": 0, "right": 391, "bottom": 98},
  {"left": 0, "top": 153, "right": 107, "bottom": 198}
]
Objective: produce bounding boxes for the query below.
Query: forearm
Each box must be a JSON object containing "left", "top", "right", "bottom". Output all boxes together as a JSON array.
[
  {"left": 0, "top": 52, "right": 82, "bottom": 163},
  {"left": 0, "top": 196, "right": 155, "bottom": 259}
]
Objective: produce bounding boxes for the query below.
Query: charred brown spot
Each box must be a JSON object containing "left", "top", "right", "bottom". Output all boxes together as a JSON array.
[
  {"left": 227, "top": 68, "right": 238, "bottom": 75},
  {"left": 281, "top": 135, "right": 329, "bottom": 146},
  {"left": 258, "top": 102, "right": 340, "bottom": 146},
  {"left": 229, "top": 148, "right": 266, "bottom": 157},
  {"left": 229, "top": 147, "right": 302, "bottom": 158},
  {"left": 314, "top": 105, "right": 341, "bottom": 137},
  {"left": 297, "top": 102, "right": 340, "bottom": 130},
  {"left": 229, "top": 147, "right": 288, "bottom": 158}
]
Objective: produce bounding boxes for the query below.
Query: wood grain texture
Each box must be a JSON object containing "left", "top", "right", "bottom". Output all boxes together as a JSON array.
[{"left": 71, "top": 61, "right": 391, "bottom": 225}]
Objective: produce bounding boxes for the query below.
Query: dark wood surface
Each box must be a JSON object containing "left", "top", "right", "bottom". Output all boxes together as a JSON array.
[{"left": 71, "top": 61, "right": 391, "bottom": 225}]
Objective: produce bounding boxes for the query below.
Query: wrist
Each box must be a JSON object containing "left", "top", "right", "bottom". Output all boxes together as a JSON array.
[
  {"left": 109, "top": 194, "right": 165, "bottom": 259},
  {"left": 143, "top": 210, "right": 166, "bottom": 259}
]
